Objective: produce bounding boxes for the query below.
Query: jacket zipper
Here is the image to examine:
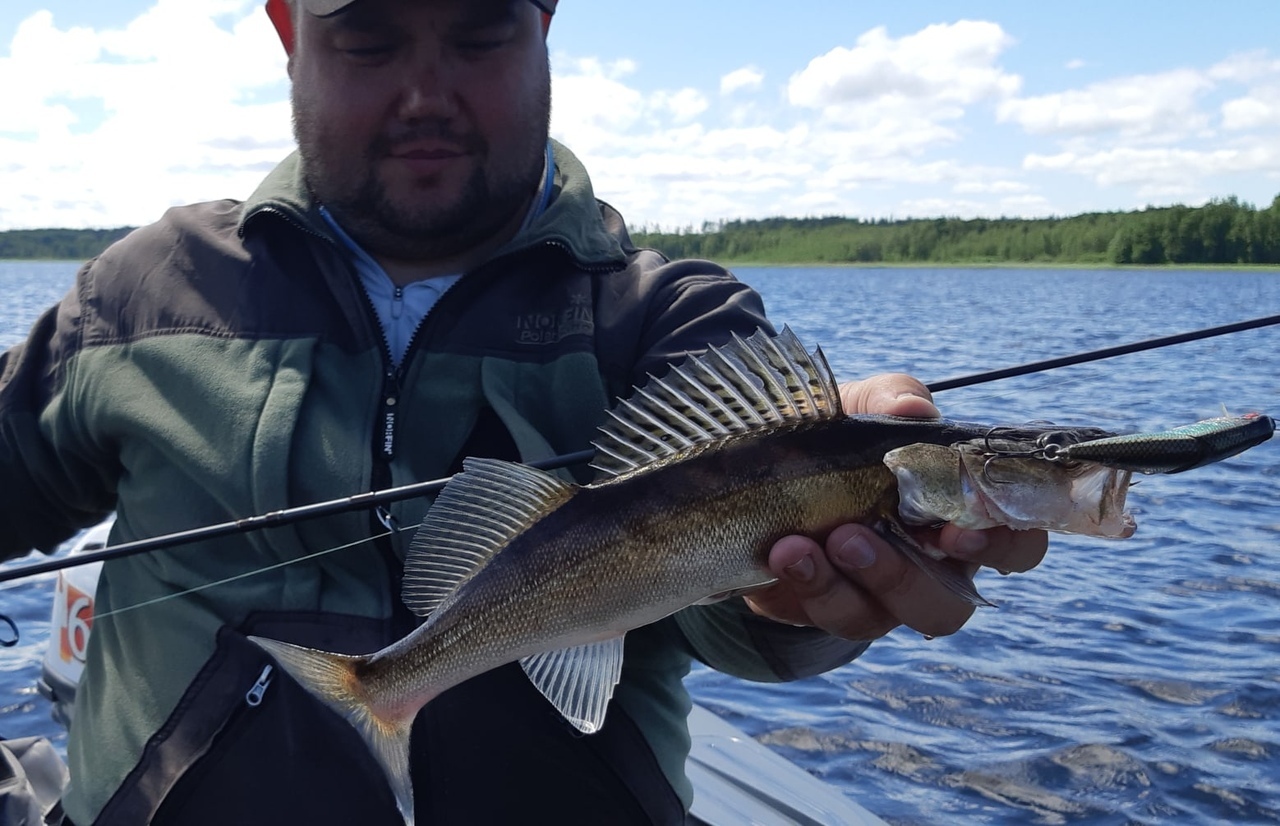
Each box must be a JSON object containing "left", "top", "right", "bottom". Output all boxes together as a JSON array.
[
  {"left": 379, "top": 365, "right": 400, "bottom": 461},
  {"left": 245, "top": 664, "right": 274, "bottom": 707}
]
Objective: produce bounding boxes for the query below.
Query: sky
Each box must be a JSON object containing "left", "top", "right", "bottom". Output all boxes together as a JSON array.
[{"left": 2, "top": 1, "right": 1280, "bottom": 231}]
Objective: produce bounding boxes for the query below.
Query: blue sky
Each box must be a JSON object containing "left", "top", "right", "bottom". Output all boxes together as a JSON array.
[{"left": 2, "top": 1, "right": 1279, "bottom": 230}]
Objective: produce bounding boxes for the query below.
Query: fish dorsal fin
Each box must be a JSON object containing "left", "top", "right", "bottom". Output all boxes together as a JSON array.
[
  {"left": 591, "top": 326, "right": 842, "bottom": 478},
  {"left": 519, "top": 637, "right": 626, "bottom": 734},
  {"left": 402, "top": 456, "right": 575, "bottom": 618}
]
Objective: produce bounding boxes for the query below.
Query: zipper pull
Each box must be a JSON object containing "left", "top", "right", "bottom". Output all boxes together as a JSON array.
[
  {"left": 381, "top": 370, "right": 400, "bottom": 460},
  {"left": 245, "top": 664, "right": 274, "bottom": 707},
  {"left": 391, "top": 285, "right": 404, "bottom": 320}
]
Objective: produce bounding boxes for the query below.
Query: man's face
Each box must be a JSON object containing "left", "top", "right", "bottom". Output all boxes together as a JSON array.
[{"left": 290, "top": 0, "right": 551, "bottom": 263}]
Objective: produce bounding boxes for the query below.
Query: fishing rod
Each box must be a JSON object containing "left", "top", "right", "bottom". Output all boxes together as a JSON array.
[
  {"left": 928, "top": 312, "right": 1280, "bottom": 392},
  {"left": 1, "top": 312, "right": 1277, "bottom": 586}
]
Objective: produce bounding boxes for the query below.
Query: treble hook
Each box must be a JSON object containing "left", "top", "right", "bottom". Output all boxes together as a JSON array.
[{"left": 979, "top": 427, "right": 1075, "bottom": 484}]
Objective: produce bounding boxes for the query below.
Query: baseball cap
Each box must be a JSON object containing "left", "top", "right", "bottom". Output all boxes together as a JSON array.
[{"left": 300, "top": 0, "right": 556, "bottom": 16}]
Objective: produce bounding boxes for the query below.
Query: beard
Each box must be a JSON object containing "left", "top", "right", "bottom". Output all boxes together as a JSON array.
[{"left": 292, "top": 67, "right": 551, "bottom": 264}]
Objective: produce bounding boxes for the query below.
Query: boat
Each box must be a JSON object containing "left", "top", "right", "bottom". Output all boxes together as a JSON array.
[{"left": 32, "top": 517, "right": 887, "bottom": 826}]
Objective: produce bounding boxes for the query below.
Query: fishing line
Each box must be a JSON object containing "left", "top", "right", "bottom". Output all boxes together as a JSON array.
[{"left": 87, "top": 527, "right": 403, "bottom": 625}]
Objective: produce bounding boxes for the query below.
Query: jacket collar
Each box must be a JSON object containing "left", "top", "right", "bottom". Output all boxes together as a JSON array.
[{"left": 240, "top": 139, "right": 627, "bottom": 272}]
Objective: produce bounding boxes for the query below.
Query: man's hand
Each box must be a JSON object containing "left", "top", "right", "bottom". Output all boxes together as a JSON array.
[{"left": 743, "top": 374, "right": 1049, "bottom": 640}]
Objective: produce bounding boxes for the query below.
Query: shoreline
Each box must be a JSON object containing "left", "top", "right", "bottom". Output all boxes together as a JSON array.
[
  {"left": 710, "top": 261, "right": 1280, "bottom": 272},
  {"left": 4, "top": 258, "right": 1280, "bottom": 272}
]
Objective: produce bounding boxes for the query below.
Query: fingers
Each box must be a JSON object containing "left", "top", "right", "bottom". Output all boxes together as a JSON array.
[
  {"left": 936, "top": 524, "right": 1049, "bottom": 574},
  {"left": 839, "top": 375, "right": 939, "bottom": 418},
  {"left": 749, "top": 525, "right": 979, "bottom": 641},
  {"left": 827, "top": 524, "right": 977, "bottom": 639},
  {"left": 745, "top": 534, "right": 900, "bottom": 640}
]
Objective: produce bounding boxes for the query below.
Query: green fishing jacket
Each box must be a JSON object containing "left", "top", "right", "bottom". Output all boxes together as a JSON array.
[{"left": 0, "top": 141, "right": 867, "bottom": 824}]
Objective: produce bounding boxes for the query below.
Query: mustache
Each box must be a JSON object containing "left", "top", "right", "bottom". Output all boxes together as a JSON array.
[{"left": 373, "top": 121, "right": 486, "bottom": 156}]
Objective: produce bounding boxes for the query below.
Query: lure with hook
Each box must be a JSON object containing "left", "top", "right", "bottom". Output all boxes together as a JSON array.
[
  {"left": 1046, "top": 413, "right": 1276, "bottom": 474},
  {"left": 884, "top": 413, "right": 1275, "bottom": 541}
]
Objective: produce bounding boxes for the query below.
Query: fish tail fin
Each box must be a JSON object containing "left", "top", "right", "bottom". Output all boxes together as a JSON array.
[{"left": 249, "top": 636, "right": 418, "bottom": 823}]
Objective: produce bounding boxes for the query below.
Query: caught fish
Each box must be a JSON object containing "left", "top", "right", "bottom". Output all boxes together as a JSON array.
[{"left": 248, "top": 328, "right": 1273, "bottom": 822}]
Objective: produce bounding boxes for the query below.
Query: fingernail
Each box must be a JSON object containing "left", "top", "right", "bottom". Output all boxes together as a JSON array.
[
  {"left": 785, "top": 556, "right": 815, "bottom": 582},
  {"left": 835, "top": 534, "right": 876, "bottom": 569},
  {"left": 954, "top": 530, "right": 988, "bottom": 555},
  {"left": 894, "top": 391, "right": 940, "bottom": 415}
]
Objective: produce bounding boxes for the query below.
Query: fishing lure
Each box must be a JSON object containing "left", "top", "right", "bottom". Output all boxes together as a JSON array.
[{"left": 1043, "top": 413, "right": 1276, "bottom": 474}]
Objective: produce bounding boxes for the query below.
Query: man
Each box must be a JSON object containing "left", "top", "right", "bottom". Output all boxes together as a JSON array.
[{"left": 0, "top": 0, "right": 1045, "bottom": 823}]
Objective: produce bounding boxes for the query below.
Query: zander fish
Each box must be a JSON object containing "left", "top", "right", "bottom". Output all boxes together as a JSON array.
[{"left": 249, "top": 328, "right": 1273, "bottom": 822}]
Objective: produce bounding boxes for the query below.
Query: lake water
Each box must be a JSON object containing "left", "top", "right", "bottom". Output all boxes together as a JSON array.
[{"left": 1, "top": 261, "right": 1278, "bottom": 824}]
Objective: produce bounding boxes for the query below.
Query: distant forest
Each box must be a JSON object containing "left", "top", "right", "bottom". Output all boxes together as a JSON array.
[
  {"left": 0, "top": 228, "right": 133, "bottom": 262},
  {"left": 631, "top": 195, "right": 1280, "bottom": 266},
  {"left": 4, "top": 195, "right": 1280, "bottom": 266}
]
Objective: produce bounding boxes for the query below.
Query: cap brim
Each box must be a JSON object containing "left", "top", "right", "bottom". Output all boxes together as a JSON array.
[
  {"left": 300, "top": 0, "right": 556, "bottom": 16},
  {"left": 298, "top": 0, "right": 356, "bottom": 16}
]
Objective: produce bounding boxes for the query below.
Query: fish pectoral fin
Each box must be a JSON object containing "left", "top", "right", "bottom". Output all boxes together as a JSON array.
[
  {"left": 520, "top": 637, "right": 626, "bottom": 734},
  {"left": 694, "top": 581, "right": 778, "bottom": 605},
  {"left": 875, "top": 519, "right": 996, "bottom": 608}
]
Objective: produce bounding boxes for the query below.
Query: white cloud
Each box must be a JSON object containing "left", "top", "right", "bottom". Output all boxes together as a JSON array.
[
  {"left": 0, "top": 0, "right": 290, "bottom": 229},
  {"left": 1065, "top": 59, "right": 1086, "bottom": 71},
  {"left": 997, "top": 69, "right": 1212, "bottom": 138},
  {"left": 651, "top": 88, "right": 709, "bottom": 123},
  {"left": 954, "top": 180, "right": 1031, "bottom": 195},
  {"left": 995, "top": 50, "right": 1280, "bottom": 205},
  {"left": 1209, "top": 50, "right": 1280, "bottom": 83},
  {"left": 721, "top": 66, "right": 764, "bottom": 96},
  {"left": 1024, "top": 145, "right": 1280, "bottom": 196},
  {"left": 1222, "top": 94, "right": 1280, "bottom": 130},
  {"left": 1212, "top": 51, "right": 1280, "bottom": 131},
  {"left": 787, "top": 21, "right": 1020, "bottom": 110},
  {"left": 5, "top": 6, "right": 1278, "bottom": 232},
  {"left": 550, "top": 55, "right": 647, "bottom": 152}
]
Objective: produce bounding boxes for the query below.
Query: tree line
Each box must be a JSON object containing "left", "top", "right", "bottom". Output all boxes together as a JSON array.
[
  {"left": 630, "top": 195, "right": 1280, "bottom": 266},
  {"left": 0, "top": 228, "right": 134, "bottom": 261},
  {"left": 4, "top": 195, "right": 1280, "bottom": 266}
]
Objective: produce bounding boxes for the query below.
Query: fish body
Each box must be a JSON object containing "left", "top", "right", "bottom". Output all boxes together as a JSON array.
[{"left": 249, "top": 327, "right": 1273, "bottom": 822}]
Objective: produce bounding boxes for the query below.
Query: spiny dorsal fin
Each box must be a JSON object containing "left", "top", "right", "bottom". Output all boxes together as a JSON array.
[
  {"left": 402, "top": 457, "right": 576, "bottom": 618},
  {"left": 590, "top": 326, "right": 842, "bottom": 478}
]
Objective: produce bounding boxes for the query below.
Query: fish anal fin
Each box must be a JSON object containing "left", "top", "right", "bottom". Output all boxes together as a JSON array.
[
  {"left": 402, "top": 457, "right": 576, "bottom": 618},
  {"left": 519, "top": 637, "right": 626, "bottom": 734}
]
